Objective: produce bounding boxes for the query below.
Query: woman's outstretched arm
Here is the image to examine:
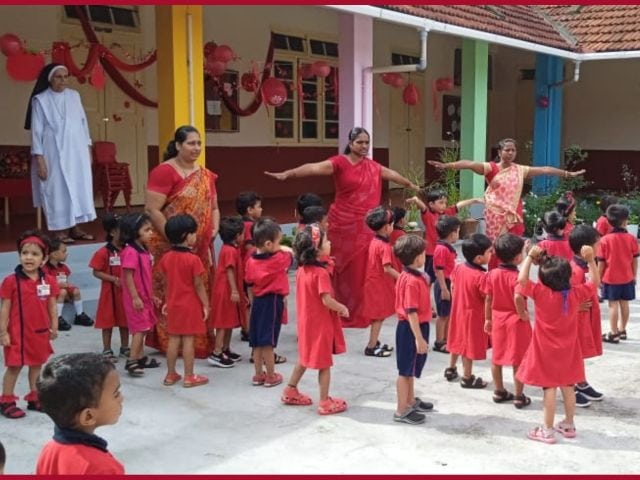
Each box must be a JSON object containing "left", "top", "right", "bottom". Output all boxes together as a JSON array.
[
  {"left": 381, "top": 167, "right": 420, "bottom": 191},
  {"left": 265, "top": 160, "right": 334, "bottom": 181},
  {"left": 526, "top": 166, "right": 586, "bottom": 178},
  {"left": 427, "top": 159, "right": 490, "bottom": 176}
]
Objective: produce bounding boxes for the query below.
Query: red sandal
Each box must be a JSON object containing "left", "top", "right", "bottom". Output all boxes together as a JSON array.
[
  {"left": 0, "top": 394, "right": 26, "bottom": 419},
  {"left": 281, "top": 386, "right": 313, "bottom": 406},
  {"left": 318, "top": 397, "right": 347, "bottom": 415},
  {"left": 24, "top": 391, "right": 43, "bottom": 411}
]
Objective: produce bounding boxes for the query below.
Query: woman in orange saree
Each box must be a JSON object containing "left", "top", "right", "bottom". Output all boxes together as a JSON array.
[
  {"left": 265, "top": 127, "right": 419, "bottom": 328},
  {"left": 144, "top": 126, "right": 220, "bottom": 358}
]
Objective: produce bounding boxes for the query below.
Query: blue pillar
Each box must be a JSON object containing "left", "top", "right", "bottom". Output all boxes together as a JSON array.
[{"left": 532, "top": 54, "right": 564, "bottom": 194}]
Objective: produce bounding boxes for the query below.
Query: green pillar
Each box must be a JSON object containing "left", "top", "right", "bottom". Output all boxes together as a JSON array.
[{"left": 460, "top": 39, "right": 489, "bottom": 199}]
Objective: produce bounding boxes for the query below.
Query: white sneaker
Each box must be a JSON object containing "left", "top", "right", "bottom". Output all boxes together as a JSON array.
[{"left": 207, "top": 352, "right": 235, "bottom": 368}]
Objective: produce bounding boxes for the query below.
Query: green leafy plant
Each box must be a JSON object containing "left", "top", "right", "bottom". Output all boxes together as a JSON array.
[
  {"left": 435, "top": 134, "right": 461, "bottom": 206},
  {"left": 400, "top": 160, "right": 424, "bottom": 228}
]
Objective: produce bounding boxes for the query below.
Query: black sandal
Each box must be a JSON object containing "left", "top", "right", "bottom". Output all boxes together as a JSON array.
[
  {"left": 138, "top": 356, "right": 161, "bottom": 368},
  {"left": 433, "top": 341, "right": 449, "bottom": 354},
  {"left": 492, "top": 389, "right": 515, "bottom": 403},
  {"left": 513, "top": 394, "right": 532, "bottom": 409},
  {"left": 376, "top": 341, "right": 394, "bottom": 353},
  {"left": 619, "top": 330, "right": 627, "bottom": 340},
  {"left": 444, "top": 366, "right": 459, "bottom": 381},
  {"left": 364, "top": 345, "right": 391, "bottom": 357},
  {"left": 460, "top": 375, "right": 488, "bottom": 389},
  {"left": 125, "top": 359, "right": 145, "bottom": 377},
  {"left": 602, "top": 332, "right": 620, "bottom": 344}
]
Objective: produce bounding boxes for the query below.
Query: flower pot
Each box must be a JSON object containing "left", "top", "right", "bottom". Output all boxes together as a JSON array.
[{"left": 459, "top": 218, "right": 479, "bottom": 239}]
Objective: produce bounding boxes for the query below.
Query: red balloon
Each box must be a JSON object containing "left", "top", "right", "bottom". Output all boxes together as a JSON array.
[
  {"left": 241, "top": 71, "right": 259, "bottom": 92},
  {"left": 390, "top": 74, "right": 406, "bottom": 88},
  {"left": 0, "top": 33, "right": 23, "bottom": 57},
  {"left": 6, "top": 51, "right": 44, "bottom": 81},
  {"left": 206, "top": 59, "right": 226, "bottom": 77},
  {"left": 402, "top": 83, "right": 420, "bottom": 106},
  {"left": 435, "top": 77, "right": 454, "bottom": 92},
  {"left": 300, "top": 64, "right": 314, "bottom": 80},
  {"left": 203, "top": 41, "right": 216, "bottom": 58},
  {"left": 89, "top": 62, "right": 105, "bottom": 90},
  {"left": 311, "top": 61, "right": 331, "bottom": 78},
  {"left": 213, "top": 45, "right": 234, "bottom": 63},
  {"left": 261, "top": 77, "right": 288, "bottom": 107}
]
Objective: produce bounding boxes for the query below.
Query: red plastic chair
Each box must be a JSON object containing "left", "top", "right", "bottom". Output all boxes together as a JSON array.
[{"left": 92, "top": 141, "right": 132, "bottom": 212}]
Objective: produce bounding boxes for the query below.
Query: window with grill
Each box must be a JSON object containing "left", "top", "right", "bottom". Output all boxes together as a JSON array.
[{"left": 63, "top": 5, "right": 140, "bottom": 31}]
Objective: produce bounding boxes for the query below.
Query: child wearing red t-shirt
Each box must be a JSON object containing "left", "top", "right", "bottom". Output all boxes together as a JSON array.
[
  {"left": 447, "top": 233, "right": 492, "bottom": 388},
  {"left": 209, "top": 216, "right": 247, "bottom": 368},
  {"left": 245, "top": 218, "right": 293, "bottom": 388},
  {"left": 44, "top": 239, "right": 93, "bottom": 331},
  {"left": 0, "top": 231, "right": 59, "bottom": 419},
  {"left": 88, "top": 214, "right": 129, "bottom": 363},
  {"left": 36, "top": 353, "right": 124, "bottom": 474},
  {"left": 484, "top": 233, "right": 532, "bottom": 408},
  {"left": 537, "top": 211, "right": 573, "bottom": 261},
  {"left": 595, "top": 195, "right": 617, "bottom": 237},
  {"left": 392, "top": 235, "right": 434, "bottom": 425},
  {"left": 158, "top": 214, "right": 209, "bottom": 388},
  {"left": 389, "top": 207, "right": 407, "bottom": 273},
  {"left": 555, "top": 192, "right": 577, "bottom": 239},
  {"left": 597, "top": 204, "right": 639, "bottom": 343},
  {"left": 433, "top": 215, "right": 462, "bottom": 356},
  {"left": 282, "top": 224, "right": 348, "bottom": 415},
  {"left": 361, "top": 206, "right": 400, "bottom": 357},
  {"left": 515, "top": 245, "right": 598, "bottom": 444}
]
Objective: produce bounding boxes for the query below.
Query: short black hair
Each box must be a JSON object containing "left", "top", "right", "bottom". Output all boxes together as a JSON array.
[
  {"left": 296, "top": 193, "right": 322, "bottom": 219},
  {"left": 16, "top": 229, "right": 50, "bottom": 256},
  {"left": 236, "top": 191, "right": 261, "bottom": 216},
  {"left": 555, "top": 192, "right": 576, "bottom": 218},
  {"left": 599, "top": 195, "right": 618, "bottom": 214},
  {"left": 392, "top": 206, "right": 406, "bottom": 226},
  {"left": 219, "top": 216, "right": 245, "bottom": 244},
  {"left": 569, "top": 224, "right": 600, "bottom": 255},
  {"left": 37, "top": 353, "right": 115, "bottom": 429},
  {"left": 101, "top": 213, "right": 120, "bottom": 243},
  {"left": 365, "top": 206, "right": 393, "bottom": 231},
  {"left": 165, "top": 214, "right": 198, "bottom": 245},
  {"left": 419, "top": 188, "right": 446, "bottom": 204},
  {"left": 48, "top": 237, "right": 64, "bottom": 254},
  {"left": 436, "top": 215, "right": 461, "bottom": 240},
  {"left": 393, "top": 234, "right": 425, "bottom": 266},
  {"left": 462, "top": 233, "right": 492, "bottom": 263},
  {"left": 252, "top": 217, "right": 282, "bottom": 247},
  {"left": 606, "top": 204, "right": 629, "bottom": 228},
  {"left": 541, "top": 211, "right": 566, "bottom": 236},
  {"left": 538, "top": 253, "right": 571, "bottom": 291},
  {"left": 301, "top": 206, "right": 326, "bottom": 225},
  {"left": 119, "top": 213, "right": 151, "bottom": 245},
  {"left": 494, "top": 233, "right": 525, "bottom": 264}
]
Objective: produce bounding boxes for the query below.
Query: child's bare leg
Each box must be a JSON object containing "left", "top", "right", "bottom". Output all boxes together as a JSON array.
[
  {"left": 436, "top": 316, "right": 446, "bottom": 343},
  {"left": 367, "top": 320, "right": 383, "bottom": 349},
  {"left": 491, "top": 364, "right": 504, "bottom": 391},
  {"left": 318, "top": 367, "right": 330, "bottom": 402},
  {"left": 619, "top": 300, "right": 630, "bottom": 332},
  {"left": 462, "top": 357, "right": 473, "bottom": 379},
  {"left": 27, "top": 365, "right": 41, "bottom": 392},
  {"left": 542, "top": 387, "right": 557, "bottom": 429},
  {"left": 287, "top": 364, "right": 306, "bottom": 388},
  {"left": 182, "top": 336, "right": 195, "bottom": 376},
  {"left": 102, "top": 328, "right": 113, "bottom": 351},
  {"left": 253, "top": 347, "right": 264, "bottom": 376},
  {"left": 442, "top": 317, "right": 450, "bottom": 342},
  {"left": 449, "top": 353, "right": 459, "bottom": 369},
  {"left": 2, "top": 366, "right": 21, "bottom": 396},
  {"left": 213, "top": 328, "right": 225, "bottom": 354},
  {"left": 396, "top": 376, "right": 411, "bottom": 414},
  {"left": 129, "top": 332, "right": 144, "bottom": 360},
  {"left": 513, "top": 366, "right": 524, "bottom": 397},
  {"left": 223, "top": 329, "right": 232, "bottom": 351},
  {"left": 560, "top": 385, "right": 576, "bottom": 425},
  {"left": 166, "top": 335, "right": 180, "bottom": 376},
  {"left": 263, "top": 345, "right": 275, "bottom": 376},
  {"left": 608, "top": 301, "right": 620, "bottom": 334},
  {"left": 407, "top": 375, "right": 415, "bottom": 406},
  {"left": 119, "top": 327, "right": 129, "bottom": 348}
]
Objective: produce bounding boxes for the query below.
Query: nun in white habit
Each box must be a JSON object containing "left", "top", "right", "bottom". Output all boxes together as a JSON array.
[{"left": 24, "top": 63, "right": 96, "bottom": 242}]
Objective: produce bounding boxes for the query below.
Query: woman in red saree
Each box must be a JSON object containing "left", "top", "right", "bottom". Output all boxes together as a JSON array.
[
  {"left": 265, "top": 127, "right": 419, "bottom": 328},
  {"left": 144, "top": 126, "right": 220, "bottom": 358},
  {"left": 428, "top": 138, "right": 585, "bottom": 268}
]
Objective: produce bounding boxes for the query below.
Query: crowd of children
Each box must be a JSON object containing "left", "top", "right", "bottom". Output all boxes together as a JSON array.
[{"left": 0, "top": 183, "right": 638, "bottom": 472}]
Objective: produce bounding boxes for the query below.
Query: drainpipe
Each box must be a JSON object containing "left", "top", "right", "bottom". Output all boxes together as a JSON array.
[{"left": 548, "top": 59, "right": 581, "bottom": 88}]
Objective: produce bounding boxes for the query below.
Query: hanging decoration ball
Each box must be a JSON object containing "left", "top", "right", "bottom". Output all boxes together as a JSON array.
[
  {"left": 300, "top": 63, "right": 314, "bottom": 80},
  {"left": 311, "top": 60, "right": 331, "bottom": 78},
  {"left": 240, "top": 71, "right": 259, "bottom": 92},
  {"left": 89, "top": 62, "right": 106, "bottom": 90},
  {"left": 537, "top": 95, "right": 550, "bottom": 108},
  {"left": 6, "top": 51, "right": 44, "bottom": 81},
  {"left": 435, "top": 77, "right": 454, "bottom": 92},
  {"left": 213, "top": 44, "right": 234, "bottom": 63},
  {"left": 203, "top": 41, "right": 217, "bottom": 59},
  {"left": 261, "top": 77, "right": 288, "bottom": 107},
  {"left": 402, "top": 83, "right": 420, "bottom": 106},
  {"left": 390, "top": 74, "right": 406, "bottom": 89},
  {"left": 206, "top": 59, "right": 226, "bottom": 77},
  {"left": 0, "top": 33, "right": 23, "bottom": 57}
]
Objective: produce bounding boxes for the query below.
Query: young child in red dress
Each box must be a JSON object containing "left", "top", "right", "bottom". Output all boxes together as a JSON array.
[
  {"left": 595, "top": 195, "right": 617, "bottom": 237},
  {"left": 362, "top": 206, "right": 400, "bottom": 357},
  {"left": 89, "top": 213, "right": 129, "bottom": 363},
  {"left": 516, "top": 245, "right": 598, "bottom": 444},
  {"left": 119, "top": 213, "right": 161, "bottom": 377},
  {"left": 209, "top": 216, "right": 246, "bottom": 369},
  {"left": 36, "top": 353, "right": 124, "bottom": 474},
  {"left": 433, "top": 215, "right": 462, "bottom": 356},
  {"left": 282, "top": 224, "right": 348, "bottom": 415},
  {"left": 569, "top": 225, "right": 605, "bottom": 407},
  {"left": 484, "top": 233, "right": 532, "bottom": 408},
  {"left": 556, "top": 191, "right": 577, "bottom": 239},
  {"left": 537, "top": 211, "right": 573, "bottom": 260},
  {"left": 0, "top": 231, "right": 59, "bottom": 419},
  {"left": 245, "top": 218, "right": 293, "bottom": 387},
  {"left": 392, "top": 235, "right": 434, "bottom": 425},
  {"left": 447, "top": 233, "right": 492, "bottom": 388},
  {"left": 44, "top": 239, "right": 93, "bottom": 331},
  {"left": 157, "top": 214, "right": 209, "bottom": 388},
  {"left": 597, "top": 204, "right": 639, "bottom": 343},
  {"left": 389, "top": 207, "right": 407, "bottom": 273}
]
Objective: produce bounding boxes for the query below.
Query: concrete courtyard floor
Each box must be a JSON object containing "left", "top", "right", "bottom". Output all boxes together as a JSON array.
[{"left": 2, "top": 267, "right": 640, "bottom": 473}]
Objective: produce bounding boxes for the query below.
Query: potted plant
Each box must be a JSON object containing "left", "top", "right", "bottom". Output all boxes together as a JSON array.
[{"left": 400, "top": 160, "right": 425, "bottom": 235}]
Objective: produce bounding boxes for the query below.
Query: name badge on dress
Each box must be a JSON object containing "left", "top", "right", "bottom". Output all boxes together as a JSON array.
[
  {"left": 37, "top": 283, "right": 51, "bottom": 298},
  {"left": 56, "top": 274, "right": 67, "bottom": 284},
  {"left": 109, "top": 255, "right": 121, "bottom": 266}
]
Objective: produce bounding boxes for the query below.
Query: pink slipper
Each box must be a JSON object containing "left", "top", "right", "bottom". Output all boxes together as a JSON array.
[
  {"left": 318, "top": 397, "right": 347, "bottom": 415},
  {"left": 281, "top": 386, "right": 312, "bottom": 406}
]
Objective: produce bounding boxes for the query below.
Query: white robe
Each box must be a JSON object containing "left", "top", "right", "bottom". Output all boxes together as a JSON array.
[{"left": 30, "top": 88, "right": 96, "bottom": 231}]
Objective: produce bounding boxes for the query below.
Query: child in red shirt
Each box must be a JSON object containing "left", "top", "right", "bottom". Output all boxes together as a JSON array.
[
  {"left": 44, "top": 239, "right": 93, "bottom": 331},
  {"left": 555, "top": 191, "right": 577, "bottom": 239},
  {"left": 516, "top": 245, "right": 598, "bottom": 444},
  {"left": 389, "top": 206, "right": 407, "bottom": 273},
  {"left": 433, "top": 215, "right": 462, "bottom": 356},
  {"left": 484, "top": 233, "right": 532, "bottom": 408},
  {"left": 537, "top": 211, "right": 573, "bottom": 260},
  {"left": 392, "top": 235, "right": 434, "bottom": 425},
  {"left": 209, "top": 216, "right": 247, "bottom": 368},
  {"left": 36, "top": 353, "right": 124, "bottom": 474},
  {"left": 158, "top": 214, "right": 209, "bottom": 388},
  {"left": 245, "top": 218, "right": 293, "bottom": 388},
  {"left": 282, "top": 224, "right": 348, "bottom": 415},
  {"left": 0, "top": 231, "right": 59, "bottom": 419},
  {"left": 595, "top": 195, "right": 617, "bottom": 237},
  {"left": 447, "top": 233, "right": 492, "bottom": 388},
  {"left": 362, "top": 206, "right": 400, "bottom": 357},
  {"left": 88, "top": 213, "right": 129, "bottom": 363},
  {"left": 597, "top": 204, "right": 639, "bottom": 343}
]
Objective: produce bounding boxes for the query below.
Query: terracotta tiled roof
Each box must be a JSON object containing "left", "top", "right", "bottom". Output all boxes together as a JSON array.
[{"left": 539, "top": 5, "right": 640, "bottom": 52}]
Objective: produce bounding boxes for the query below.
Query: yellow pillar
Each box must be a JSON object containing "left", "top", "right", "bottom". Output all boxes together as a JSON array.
[{"left": 155, "top": 5, "right": 205, "bottom": 166}]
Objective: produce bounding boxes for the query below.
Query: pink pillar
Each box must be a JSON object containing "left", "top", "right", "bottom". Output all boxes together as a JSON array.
[{"left": 338, "top": 13, "right": 373, "bottom": 150}]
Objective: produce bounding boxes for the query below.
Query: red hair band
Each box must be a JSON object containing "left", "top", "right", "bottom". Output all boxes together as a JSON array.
[
  {"left": 309, "top": 224, "right": 322, "bottom": 249},
  {"left": 20, "top": 236, "right": 48, "bottom": 254}
]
